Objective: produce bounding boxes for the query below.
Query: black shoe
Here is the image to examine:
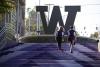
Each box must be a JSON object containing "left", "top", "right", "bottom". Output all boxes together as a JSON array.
[
  {"left": 70, "top": 50, "right": 73, "bottom": 53},
  {"left": 74, "top": 42, "right": 75, "bottom": 45}
]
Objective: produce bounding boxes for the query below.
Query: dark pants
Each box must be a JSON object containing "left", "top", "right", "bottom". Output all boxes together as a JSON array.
[
  {"left": 68, "top": 35, "right": 75, "bottom": 44},
  {"left": 56, "top": 36, "right": 62, "bottom": 49}
]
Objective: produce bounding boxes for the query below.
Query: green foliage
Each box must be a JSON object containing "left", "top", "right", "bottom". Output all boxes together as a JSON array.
[
  {"left": 90, "top": 32, "right": 99, "bottom": 38},
  {"left": 6, "top": 32, "right": 16, "bottom": 41},
  {"left": 30, "top": 23, "right": 37, "bottom": 31},
  {"left": 5, "top": 22, "right": 16, "bottom": 41},
  {"left": 0, "top": 0, "right": 15, "bottom": 13},
  {"left": 25, "top": 8, "right": 45, "bottom": 35},
  {"left": 20, "top": 35, "right": 67, "bottom": 43},
  {"left": 0, "top": 0, "right": 15, "bottom": 22},
  {"left": 94, "top": 32, "right": 99, "bottom": 38},
  {"left": 90, "top": 34, "right": 94, "bottom": 38},
  {"left": 20, "top": 35, "right": 97, "bottom": 43}
]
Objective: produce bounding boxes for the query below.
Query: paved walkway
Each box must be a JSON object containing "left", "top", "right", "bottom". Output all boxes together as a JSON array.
[{"left": 0, "top": 43, "right": 100, "bottom": 67}]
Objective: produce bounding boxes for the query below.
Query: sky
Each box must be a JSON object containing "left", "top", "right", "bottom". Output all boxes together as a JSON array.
[{"left": 25, "top": 0, "right": 100, "bottom": 37}]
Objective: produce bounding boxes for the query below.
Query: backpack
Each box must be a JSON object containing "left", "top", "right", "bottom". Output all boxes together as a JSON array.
[{"left": 57, "top": 31, "right": 63, "bottom": 36}]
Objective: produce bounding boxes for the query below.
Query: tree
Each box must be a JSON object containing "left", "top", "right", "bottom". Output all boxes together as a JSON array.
[
  {"left": 0, "top": 0, "right": 15, "bottom": 13},
  {"left": 0, "top": 0, "right": 15, "bottom": 21},
  {"left": 94, "top": 32, "right": 99, "bottom": 38},
  {"left": 90, "top": 32, "right": 99, "bottom": 38},
  {"left": 31, "top": 23, "right": 37, "bottom": 31}
]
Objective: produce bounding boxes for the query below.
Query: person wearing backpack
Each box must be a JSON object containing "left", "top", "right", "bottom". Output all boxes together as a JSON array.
[
  {"left": 55, "top": 26, "right": 64, "bottom": 51},
  {"left": 67, "top": 26, "right": 77, "bottom": 53}
]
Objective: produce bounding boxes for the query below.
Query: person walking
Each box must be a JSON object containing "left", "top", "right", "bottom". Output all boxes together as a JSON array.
[
  {"left": 55, "top": 26, "right": 64, "bottom": 51},
  {"left": 67, "top": 26, "right": 77, "bottom": 53}
]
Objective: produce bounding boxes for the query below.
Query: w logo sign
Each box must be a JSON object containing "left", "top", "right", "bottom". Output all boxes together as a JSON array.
[{"left": 36, "top": 6, "right": 81, "bottom": 34}]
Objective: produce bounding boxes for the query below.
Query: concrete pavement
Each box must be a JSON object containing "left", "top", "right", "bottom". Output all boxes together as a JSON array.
[{"left": 0, "top": 43, "right": 100, "bottom": 67}]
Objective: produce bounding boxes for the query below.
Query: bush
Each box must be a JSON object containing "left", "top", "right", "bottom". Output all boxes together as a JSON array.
[{"left": 20, "top": 35, "right": 97, "bottom": 44}]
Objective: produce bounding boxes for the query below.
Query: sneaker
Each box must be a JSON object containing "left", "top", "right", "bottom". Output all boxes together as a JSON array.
[
  {"left": 70, "top": 50, "right": 73, "bottom": 53},
  {"left": 74, "top": 42, "right": 75, "bottom": 45}
]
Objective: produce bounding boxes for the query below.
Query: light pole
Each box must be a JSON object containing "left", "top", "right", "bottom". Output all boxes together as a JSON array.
[
  {"left": 96, "top": 26, "right": 98, "bottom": 31},
  {"left": 36, "top": 0, "right": 41, "bottom": 35},
  {"left": 84, "top": 26, "right": 86, "bottom": 36},
  {"left": 27, "top": 8, "right": 31, "bottom": 35}
]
